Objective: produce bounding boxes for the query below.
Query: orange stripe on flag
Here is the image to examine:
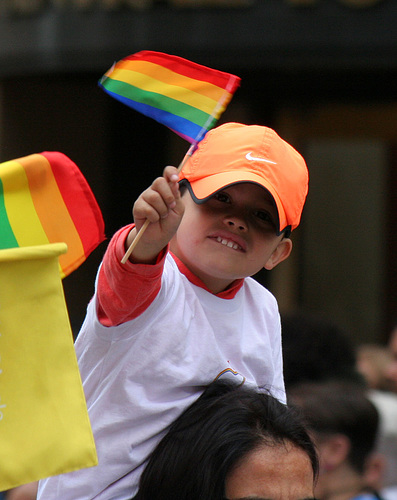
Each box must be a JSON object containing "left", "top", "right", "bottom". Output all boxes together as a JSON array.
[{"left": 19, "top": 154, "right": 85, "bottom": 277}]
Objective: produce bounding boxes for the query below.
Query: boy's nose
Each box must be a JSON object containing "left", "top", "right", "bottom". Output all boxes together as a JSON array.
[{"left": 224, "top": 216, "right": 247, "bottom": 232}]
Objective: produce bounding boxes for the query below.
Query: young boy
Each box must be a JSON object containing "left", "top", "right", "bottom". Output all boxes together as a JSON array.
[{"left": 38, "top": 122, "right": 309, "bottom": 499}]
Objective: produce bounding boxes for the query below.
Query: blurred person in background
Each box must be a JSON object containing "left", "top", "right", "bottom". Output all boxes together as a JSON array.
[
  {"left": 357, "top": 344, "right": 395, "bottom": 392},
  {"left": 386, "top": 326, "right": 397, "bottom": 393},
  {"left": 288, "top": 380, "right": 385, "bottom": 500},
  {"left": 282, "top": 311, "right": 397, "bottom": 499},
  {"left": 357, "top": 342, "right": 397, "bottom": 492},
  {"left": 3, "top": 483, "right": 38, "bottom": 500},
  {"left": 281, "top": 311, "right": 363, "bottom": 391}
]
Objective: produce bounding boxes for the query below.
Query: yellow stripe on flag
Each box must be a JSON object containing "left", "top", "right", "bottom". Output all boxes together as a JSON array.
[
  {"left": 1, "top": 160, "right": 49, "bottom": 247},
  {"left": 113, "top": 64, "right": 223, "bottom": 113}
]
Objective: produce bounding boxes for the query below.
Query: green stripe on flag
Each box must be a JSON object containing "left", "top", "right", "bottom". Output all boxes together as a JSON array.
[
  {"left": 0, "top": 178, "right": 19, "bottom": 249},
  {"left": 104, "top": 79, "right": 211, "bottom": 127}
]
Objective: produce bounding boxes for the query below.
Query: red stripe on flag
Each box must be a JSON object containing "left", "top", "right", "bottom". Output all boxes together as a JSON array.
[
  {"left": 125, "top": 51, "right": 239, "bottom": 91},
  {"left": 41, "top": 152, "right": 105, "bottom": 257}
]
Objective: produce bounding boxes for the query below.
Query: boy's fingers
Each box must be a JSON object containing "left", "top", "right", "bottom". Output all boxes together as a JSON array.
[
  {"left": 137, "top": 191, "right": 168, "bottom": 222},
  {"left": 163, "top": 166, "right": 180, "bottom": 199},
  {"left": 163, "top": 165, "right": 179, "bottom": 182},
  {"left": 134, "top": 174, "right": 180, "bottom": 222},
  {"left": 151, "top": 176, "right": 179, "bottom": 209},
  {"left": 132, "top": 165, "right": 184, "bottom": 235}
]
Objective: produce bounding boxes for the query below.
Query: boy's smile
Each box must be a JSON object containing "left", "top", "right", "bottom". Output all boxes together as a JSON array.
[
  {"left": 170, "top": 182, "right": 292, "bottom": 294},
  {"left": 211, "top": 233, "right": 246, "bottom": 252}
]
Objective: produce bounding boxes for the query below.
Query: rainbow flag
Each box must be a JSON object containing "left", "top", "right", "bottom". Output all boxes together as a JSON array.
[
  {"left": 0, "top": 151, "right": 105, "bottom": 278},
  {"left": 98, "top": 50, "right": 240, "bottom": 144}
]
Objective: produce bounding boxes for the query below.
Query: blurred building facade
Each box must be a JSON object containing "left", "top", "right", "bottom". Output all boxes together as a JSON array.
[{"left": 1, "top": 0, "right": 397, "bottom": 343}]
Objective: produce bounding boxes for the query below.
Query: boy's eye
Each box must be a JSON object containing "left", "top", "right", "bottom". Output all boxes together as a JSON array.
[
  {"left": 213, "top": 192, "right": 230, "bottom": 203},
  {"left": 254, "top": 210, "right": 274, "bottom": 226}
]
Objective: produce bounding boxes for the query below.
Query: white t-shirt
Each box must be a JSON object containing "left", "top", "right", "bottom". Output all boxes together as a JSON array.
[{"left": 38, "top": 247, "right": 285, "bottom": 500}]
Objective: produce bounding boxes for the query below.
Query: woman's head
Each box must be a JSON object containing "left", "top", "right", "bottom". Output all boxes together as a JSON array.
[
  {"left": 225, "top": 439, "right": 316, "bottom": 500},
  {"left": 133, "top": 381, "right": 318, "bottom": 500}
]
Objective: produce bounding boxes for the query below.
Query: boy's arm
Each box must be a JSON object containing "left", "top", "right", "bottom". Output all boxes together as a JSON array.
[
  {"left": 96, "top": 225, "right": 166, "bottom": 326},
  {"left": 97, "top": 166, "right": 184, "bottom": 327},
  {"left": 127, "top": 166, "right": 184, "bottom": 264}
]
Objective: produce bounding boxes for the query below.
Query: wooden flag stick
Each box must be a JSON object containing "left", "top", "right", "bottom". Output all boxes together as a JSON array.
[{"left": 121, "top": 146, "right": 195, "bottom": 264}]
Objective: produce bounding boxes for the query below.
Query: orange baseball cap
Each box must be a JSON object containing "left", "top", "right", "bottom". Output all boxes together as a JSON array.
[{"left": 179, "top": 122, "right": 309, "bottom": 235}]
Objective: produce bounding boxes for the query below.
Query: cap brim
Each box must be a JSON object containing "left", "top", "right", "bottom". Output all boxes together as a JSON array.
[{"left": 184, "top": 171, "right": 289, "bottom": 235}]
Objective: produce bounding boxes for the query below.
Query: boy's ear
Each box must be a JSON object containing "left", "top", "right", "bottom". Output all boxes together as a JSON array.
[{"left": 264, "top": 238, "right": 292, "bottom": 271}]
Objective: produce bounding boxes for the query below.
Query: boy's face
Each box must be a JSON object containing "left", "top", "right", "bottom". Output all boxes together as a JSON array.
[{"left": 169, "top": 182, "right": 292, "bottom": 293}]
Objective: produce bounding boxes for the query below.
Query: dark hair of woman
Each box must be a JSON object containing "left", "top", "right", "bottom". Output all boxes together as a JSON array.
[{"left": 132, "top": 380, "right": 319, "bottom": 500}]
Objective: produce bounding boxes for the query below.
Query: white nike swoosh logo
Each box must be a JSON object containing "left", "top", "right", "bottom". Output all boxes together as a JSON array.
[{"left": 246, "top": 152, "right": 277, "bottom": 164}]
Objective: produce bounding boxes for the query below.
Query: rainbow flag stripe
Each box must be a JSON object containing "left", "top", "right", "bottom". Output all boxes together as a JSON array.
[
  {"left": 0, "top": 152, "right": 105, "bottom": 278},
  {"left": 99, "top": 50, "right": 240, "bottom": 144}
]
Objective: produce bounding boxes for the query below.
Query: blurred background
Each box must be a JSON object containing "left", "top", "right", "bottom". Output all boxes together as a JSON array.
[{"left": 1, "top": 0, "right": 397, "bottom": 345}]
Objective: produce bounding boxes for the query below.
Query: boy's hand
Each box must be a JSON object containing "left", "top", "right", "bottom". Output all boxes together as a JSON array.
[{"left": 127, "top": 166, "right": 184, "bottom": 263}]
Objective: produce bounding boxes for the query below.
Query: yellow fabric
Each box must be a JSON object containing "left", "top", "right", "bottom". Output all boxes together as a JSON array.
[
  {"left": 1, "top": 159, "right": 49, "bottom": 247},
  {"left": 0, "top": 243, "right": 97, "bottom": 491}
]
